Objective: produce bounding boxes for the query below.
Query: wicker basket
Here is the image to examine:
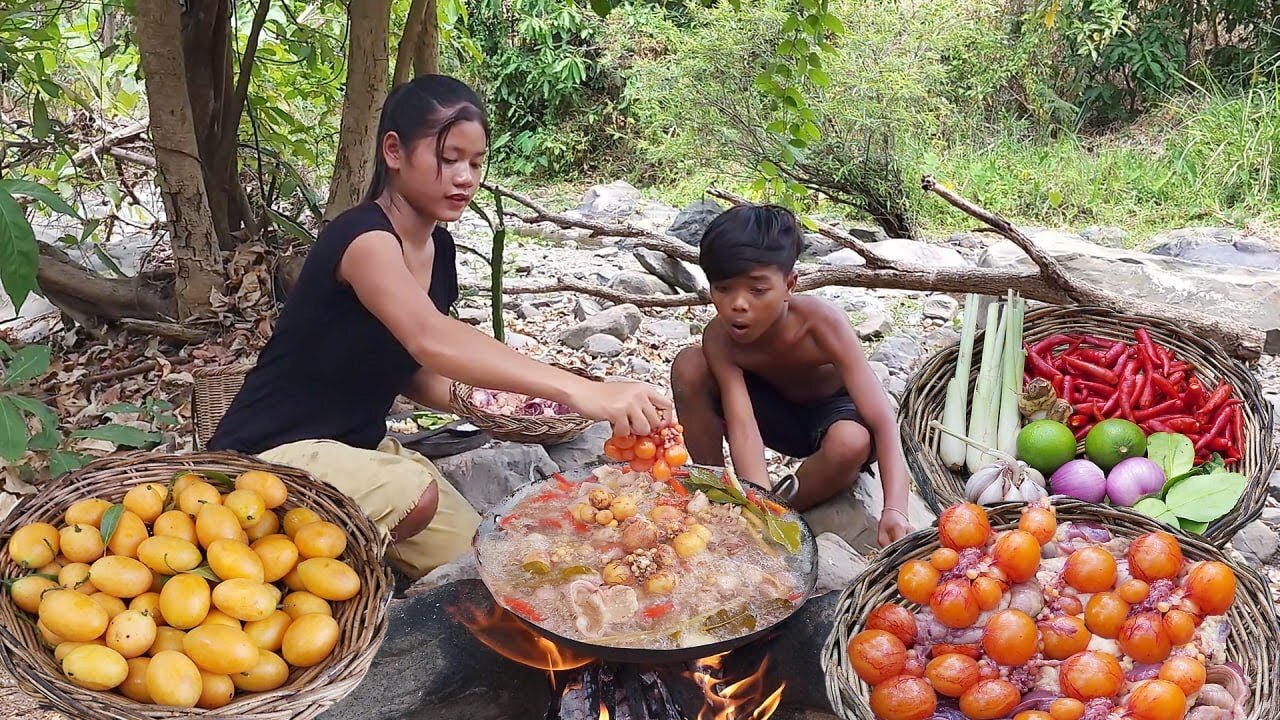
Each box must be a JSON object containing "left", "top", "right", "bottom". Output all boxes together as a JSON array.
[
  {"left": 899, "top": 304, "right": 1277, "bottom": 546},
  {"left": 822, "top": 498, "right": 1280, "bottom": 720},
  {"left": 0, "top": 451, "right": 394, "bottom": 720},
  {"left": 191, "top": 364, "right": 251, "bottom": 451},
  {"left": 449, "top": 364, "right": 600, "bottom": 445}
]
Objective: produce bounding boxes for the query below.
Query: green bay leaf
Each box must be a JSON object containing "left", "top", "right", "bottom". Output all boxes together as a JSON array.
[
  {"left": 1133, "top": 497, "right": 1179, "bottom": 527},
  {"left": 1163, "top": 472, "right": 1247, "bottom": 522}
]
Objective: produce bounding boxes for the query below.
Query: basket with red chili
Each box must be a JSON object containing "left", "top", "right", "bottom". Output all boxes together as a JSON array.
[{"left": 899, "top": 304, "right": 1276, "bottom": 547}]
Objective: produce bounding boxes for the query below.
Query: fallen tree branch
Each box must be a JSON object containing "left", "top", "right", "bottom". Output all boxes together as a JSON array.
[
  {"left": 117, "top": 319, "right": 209, "bottom": 344},
  {"left": 705, "top": 187, "right": 895, "bottom": 269},
  {"left": 107, "top": 147, "right": 157, "bottom": 168},
  {"left": 920, "top": 175, "right": 1264, "bottom": 360},
  {"left": 83, "top": 360, "right": 160, "bottom": 385},
  {"left": 71, "top": 121, "right": 148, "bottom": 165},
  {"left": 484, "top": 183, "right": 699, "bottom": 264},
  {"left": 495, "top": 278, "right": 706, "bottom": 307},
  {"left": 37, "top": 243, "right": 173, "bottom": 322}
]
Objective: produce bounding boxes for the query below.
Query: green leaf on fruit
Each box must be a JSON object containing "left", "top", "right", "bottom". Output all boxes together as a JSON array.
[
  {"left": 1162, "top": 472, "right": 1247, "bottom": 522},
  {"left": 1146, "top": 432, "right": 1194, "bottom": 481},
  {"left": 99, "top": 504, "right": 125, "bottom": 544}
]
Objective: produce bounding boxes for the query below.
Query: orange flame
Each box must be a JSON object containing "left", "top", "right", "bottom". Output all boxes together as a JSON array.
[
  {"left": 689, "top": 652, "right": 785, "bottom": 720},
  {"left": 598, "top": 700, "right": 611, "bottom": 720},
  {"left": 450, "top": 600, "right": 595, "bottom": 685}
]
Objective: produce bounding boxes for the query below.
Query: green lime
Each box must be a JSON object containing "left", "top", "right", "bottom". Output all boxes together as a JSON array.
[
  {"left": 1016, "top": 420, "right": 1078, "bottom": 476},
  {"left": 1085, "top": 418, "right": 1147, "bottom": 470}
]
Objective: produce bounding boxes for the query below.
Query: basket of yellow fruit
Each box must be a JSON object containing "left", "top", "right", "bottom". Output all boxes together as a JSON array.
[{"left": 0, "top": 451, "right": 394, "bottom": 720}]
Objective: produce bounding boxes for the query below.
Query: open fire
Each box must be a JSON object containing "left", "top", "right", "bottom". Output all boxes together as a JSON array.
[{"left": 453, "top": 598, "right": 786, "bottom": 720}]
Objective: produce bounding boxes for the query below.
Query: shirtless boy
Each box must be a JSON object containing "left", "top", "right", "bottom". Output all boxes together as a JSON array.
[{"left": 671, "top": 204, "right": 912, "bottom": 547}]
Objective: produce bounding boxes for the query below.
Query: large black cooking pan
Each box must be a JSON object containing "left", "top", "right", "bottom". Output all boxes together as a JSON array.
[{"left": 473, "top": 464, "right": 819, "bottom": 665}]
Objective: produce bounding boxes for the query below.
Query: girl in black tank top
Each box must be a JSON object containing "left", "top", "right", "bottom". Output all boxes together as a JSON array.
[{"left": 207, "top": 76, "right": 672, "bottom": 572}]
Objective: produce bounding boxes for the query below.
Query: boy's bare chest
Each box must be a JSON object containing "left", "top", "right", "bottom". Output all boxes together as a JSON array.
[{"left": 731, "top": 340, "right": 842, "bottom": 401}]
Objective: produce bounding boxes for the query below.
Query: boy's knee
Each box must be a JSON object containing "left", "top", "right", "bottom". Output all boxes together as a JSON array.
[
  {"left": 671, "top": 345, "right": 711, "bottom": 397},
  {"left": 820, "top": 421, "right": 871, "bottom": 468}
]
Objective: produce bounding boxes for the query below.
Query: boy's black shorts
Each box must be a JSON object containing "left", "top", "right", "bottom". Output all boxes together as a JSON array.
[{"left": 713, "top": 371, "right": 876, "bottom": 461}]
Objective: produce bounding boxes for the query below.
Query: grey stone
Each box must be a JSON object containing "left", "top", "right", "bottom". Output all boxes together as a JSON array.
[
  {"left": 868, "top": 361, "right": 891, "bottom": 385},
  {"left": 583, "top": 333, "right": 624, "bottom": 358},
  {"left": 979, "top": 231, "right": 1280, "bottom": 333},
  {"left": 434, "top": 443, "right": 560, "bottom": 515},
  {"left": 855, "top": 311, "right": 893, "bottom": 340},
  {"left": 572, "top": 297, "right": 602, "bottom": 321},
  {"left": 814, "top": 532, "right": 868, "bottom": 596},
  {"left": 1148, "top": 228, "right": 1280, "bottom": 271},
  {"left": 1269, "top": 469, "right": 1280, "bottom": 503},
  {"left": 870, "top": 238, "right": 969, "bottom": 268},
  {"left": 515, "top": 303, "right": 543, "bottom": 321},
  {"left": 924, "top": 327, "right": 961, "bottom": 349},
  {"left": 644, "top": 319, "right": 694, "bottom": 341},
  {"left": 812, "top": 287, "right": 885, "bottom": 317},
  {"left": 579, "top": 180, "right": 641, "bottom": 219},
  {"left": 559, "top": 303, "right": 643, "bottom": 349},
  {"left": 802, "top": 475, "right": 934, "bottom": 555},
  {"left": 628, "top": 357, "right": 653, "bottom": 376},
  {"left": 407, "top": 553, "right": 479, "bottom": 595},
  {"left": 1231, "top": 520, "right": 1280, "bottom": 565},
  {"left": 546, "top": 421, "right": 612, "bottom": 472},
  {"left": 1261, "top": 504, "right": 1280, "bottom": 526},
  {"left": 456, "top": 307, "right": 488, "bottom": 325},
  {"left": 1080, "top": 225, "right": 1129, "bottom": 248},
  {"left": 869, "top": 336, "right": 923, "bottom": 374},
  {"left": 817, "top": 247, "right": 867, "bottom": 267},
  {"left": 800, "top": 234, "right": 843, "bottom": 260},
  {"left": 667, "top": 198, "right": 724, "bottom": 246},
  {"left": 635, "top": 248, "right": 705, "bottom": 293},
  {"left": 922, "top": 294, "right": 959, "bottom": 321},
  {"left": 504, "top": 332, "right": 536, "bottom": 351},
  {"left": 594, "top": 246, "right": 620, "bottom": 258},
  {"left": 886, "top": 376, "right": 907, "bottom": 398},
  {"left": 633, "top": 200, "right": 680, "bottom": 233},
  {"left": 607, "top": 270, "right": 676, "bottom": 296}
]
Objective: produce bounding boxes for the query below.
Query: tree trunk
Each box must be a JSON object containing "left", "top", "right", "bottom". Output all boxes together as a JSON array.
[
  {"left": 394, "top": 0, "right": 431, "bottom": 86},
  {"left": 180, "top": 0, "right": 240, "bottom": 250},
  {"left": 325, "top": 0, "right": 392, "bottom": 221},
  {"left": 413, "top": 0, "right": 440, "bottom": 77},
  {"left": 135, "top": 0, "right": 226, "bottom": 321},
  {"left": 36, "top": 245, "right": 173, "bottom": 323}
]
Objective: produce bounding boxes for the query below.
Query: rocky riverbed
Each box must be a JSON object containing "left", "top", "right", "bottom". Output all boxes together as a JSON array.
[{"left": 3, "top": 180, "right": 1280, "bottom": 718}]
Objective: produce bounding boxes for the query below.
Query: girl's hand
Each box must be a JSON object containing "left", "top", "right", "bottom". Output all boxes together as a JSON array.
[
  {"left": 877, "top": 505, "right": 912, "bottom": 548},
  {"left": 569, "top": 380, "right": 673, "bottom": 437}
]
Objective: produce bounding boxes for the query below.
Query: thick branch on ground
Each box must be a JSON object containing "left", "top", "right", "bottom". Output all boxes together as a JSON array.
[
  {"left": 484, "top": 183, "right": 698, "bottom": 264},
  {"left": 71, "top": 121, "right": 148, "bottom": 165},
  {"left": 491, "top": 279, "right": 707, "bottom": 308},
  {"left": 118, "top": 319, "right": 209, "bottom": 344},
  {"left": 36, "top": 244, "right": 173, "bottom": 322},
  {"left": 921, "top": 175, "right": 1264, "bottom": 360},
  {"left": 705, "top": 187, "right": 895, "bottom": 269}
]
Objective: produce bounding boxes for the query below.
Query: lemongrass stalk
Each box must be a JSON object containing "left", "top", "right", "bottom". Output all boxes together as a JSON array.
[
  {"left": 940, "top": 293, "right": 981, "bottom": 470},
  {"left": 996, "top": 292, "right": 1026, "bottom": 455},
  {"left": 966, "top": 301, "right": 1005, "bottom": 473}
]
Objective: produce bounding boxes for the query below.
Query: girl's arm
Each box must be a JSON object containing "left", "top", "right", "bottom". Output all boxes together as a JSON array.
[
  {"left": 404, "top": 368, "right": 454, "bottom": 412},
  {"left": 341, "top": 230, "right": 670, "bottom": 436}
]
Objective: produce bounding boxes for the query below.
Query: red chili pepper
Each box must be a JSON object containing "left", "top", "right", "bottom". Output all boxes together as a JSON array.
[
  {"left": 1052, "top": 375, "right": 1065, "bottom": 397},
  {"left": 1195, "top": 408, "right": 1233, "bottom": 452},
  {"left": 1182, "top": 375, "right": 1203, "bottom": 407},
  {"left": 1102, "top": 343, "right": 1126, "bottom": 367},
  {"left": 1117, "top": 366, "right": 1137, "bottom": 421},
  {"left": 787, "top": 591, "right": 806, "bottom": 603},
  {"left": 667, "top": 476, "right": 689, "bottom": 497},
  {"left": 1196, "top": 381, "right": 1235, "bottom": 423},
  {"left": 1168, "top": 370, "right": 1186, "bottom": 388},
  {"left": 1156, "top": 345, "right": 1171, "bottom": 376},
  {"left": 1133, "top": 399, "right": 1183, "bottom": 422},
  {"left": 1074, "top": 402, "right": 1100, "bottom": 415},
  {"left": 1025, "top": 347, "right": 1062, "bottom": 383},
  {"left": 1074, "top": 425, "right": 1091, "bottom": 441},
  {"left": 501, "top": 597, "right": 545, "bottom": 622},
  {"left": 1063, "top": 356, "right": 1120, "bottom": 385},
  {"left": 529, "top": 491, "right": 560, "bottom": 504},
  {"left": 1101, "top": 391, "right": 1121, "bottom": 417},
  {"left": 1062, "top": 375, "right": 1076, "bottom": 404},
  {"left": 1132, "top": 371, "right": 1152, "bottom": 410},
  {"left": 1232, "top": 405, "right": 1244, "bottom": 458},
  {"left": 499, "top": 513, "right": 520, "bottom": 529},
  {"left": 1134, "top": 327, "right": 1157, "bottom": 358},
  {"left": 1032, "top": 334, "right": 1082, "bottom": 355},
  {"left": 672, "top": 468, "right": 690, "bottom": 478},
  {"left": 1080, "top": 334, "right": 1120, "bottom": 349},
  {"left": 1164, "top": 417, "right": 1200, "bottom": 434},
  {"left": 1073, "top": 348, "right": 1109, "bottom": 364},
  {"left": 1207, "top": 437, "right": 1232, "bottom": 452},
  {"left": 642, "top": 601, "right": 675, "bottom": 620},
  {"left": 1074, "top": 380, "right": 1115, "bottom": 398},
  {"left": 1150, "top": 374, "right": 1179, "bottom": 400},
  {"left": 1146, "top": 419, "right": 1174, "bottom": 434}
]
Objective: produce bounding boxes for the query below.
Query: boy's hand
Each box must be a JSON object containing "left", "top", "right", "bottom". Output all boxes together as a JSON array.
[{"left": 877, "top": 506, "right": 912, "bottom": 548}]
